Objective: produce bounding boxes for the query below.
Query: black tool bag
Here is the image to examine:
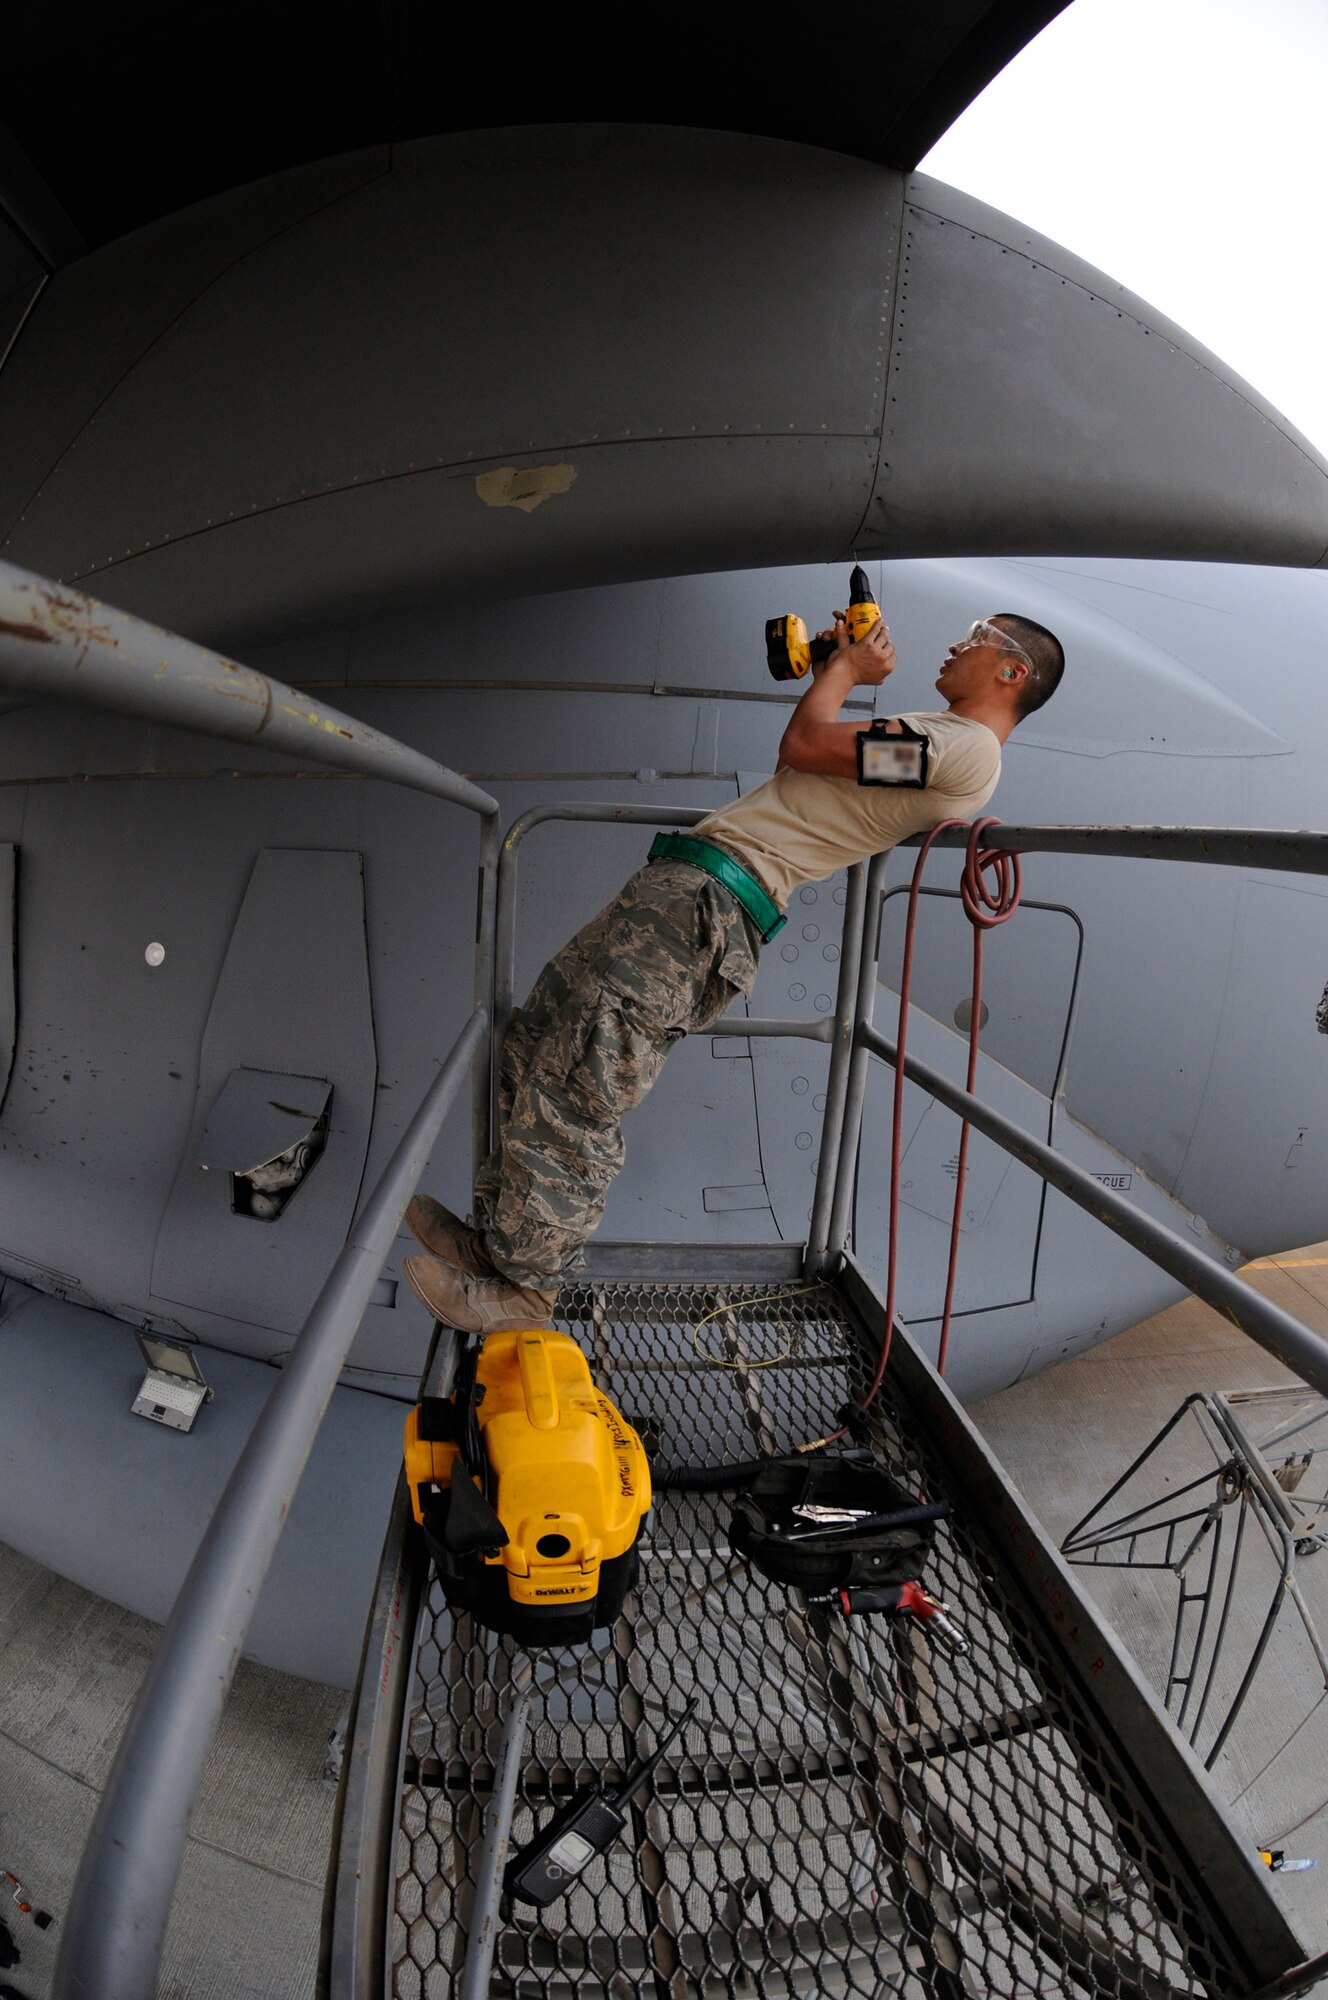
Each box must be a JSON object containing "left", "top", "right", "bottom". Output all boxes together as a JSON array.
[{"left": 728, "top": 1454, "right": 947, "bottom": 1594}]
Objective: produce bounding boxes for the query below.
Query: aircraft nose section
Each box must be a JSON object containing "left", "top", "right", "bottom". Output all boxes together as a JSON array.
[{"left": 860, "top": 173, "right": 1328, "bottom": 568}]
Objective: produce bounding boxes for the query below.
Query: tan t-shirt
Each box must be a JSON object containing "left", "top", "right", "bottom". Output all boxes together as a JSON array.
[{"left": 693, "top": 712, "right": 1001, "bottom": 907}]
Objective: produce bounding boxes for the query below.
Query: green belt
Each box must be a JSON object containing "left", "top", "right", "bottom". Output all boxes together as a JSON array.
[{"left": 648, "top": 832, "right": 786, "bottom": 943}]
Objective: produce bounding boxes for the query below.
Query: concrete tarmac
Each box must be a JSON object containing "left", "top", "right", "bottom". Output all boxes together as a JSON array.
[
  {"left": 972, "top": 1240, "right": 1328, "bottom": 1994},
  {"left": 0, "top": 1546, "right": 343, "bottom": 1999}
]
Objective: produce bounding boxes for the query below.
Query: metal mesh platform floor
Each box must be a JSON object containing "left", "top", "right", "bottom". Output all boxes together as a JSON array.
[{"left": 387, "top": 1278, "right": 1285, "bottom": 1999}]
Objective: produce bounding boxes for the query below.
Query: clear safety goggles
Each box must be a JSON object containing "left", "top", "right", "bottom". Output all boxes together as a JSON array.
[{"left": 958, "top": 620, "right": 1035, "bottom": 671}]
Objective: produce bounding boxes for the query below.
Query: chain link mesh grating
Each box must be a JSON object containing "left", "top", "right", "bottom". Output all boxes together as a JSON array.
[{"left": 388, "top": 1280, "right": 1254, "bottom": 1998}]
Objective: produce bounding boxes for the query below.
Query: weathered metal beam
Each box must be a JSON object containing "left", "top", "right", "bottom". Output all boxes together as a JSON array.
[
  {"left": 910, "top": 824, "right": 1328, "bottom": 874},
  {"left": 0, "top": 560, "right": 498, "bottom": 817}
]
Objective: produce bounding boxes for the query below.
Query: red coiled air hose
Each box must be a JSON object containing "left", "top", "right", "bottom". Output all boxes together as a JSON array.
[{"left": 813, "top": 818, "right": 1022, "bottom": 1449}]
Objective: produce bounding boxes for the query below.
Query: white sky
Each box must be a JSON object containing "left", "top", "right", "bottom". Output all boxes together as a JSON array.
[{"left": 921, "top": 0, "right": 1328, "bottom": 456}]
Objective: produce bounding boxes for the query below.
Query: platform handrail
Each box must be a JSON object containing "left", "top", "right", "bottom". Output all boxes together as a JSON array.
[
  {"left": 493, "top": 801, "right": 865, "bottom": 1276},
  {"left": 319, "top": 1471, "right": 423, "bottom": 2000},
  {"left": 909, "top": 822, "right": 1328, "bottom": 874},
  {"left": 53, "top": 1011, "right": 487, "bottom": 2000},
  {"left": 495, "top": 802, "right": 718, "bottom": 1038},
  {"left": 859, "top": 1020, "right": 1328, "bottom": 1401},
  {"left": 0, "top": 560, "right": 504, "bottom": 1168},
  {"left": 494, "top": 800, "right": 844, "bottom": 1033}
]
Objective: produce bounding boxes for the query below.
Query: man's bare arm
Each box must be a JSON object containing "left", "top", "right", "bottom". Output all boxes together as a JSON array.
[{"left": 777, "top": 617, "right": 898, "bottom": 777}]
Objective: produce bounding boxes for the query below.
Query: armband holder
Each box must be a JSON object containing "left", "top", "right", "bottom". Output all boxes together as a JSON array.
[{"left": 857, "top": 719, "right": 929, "bottom": 789}]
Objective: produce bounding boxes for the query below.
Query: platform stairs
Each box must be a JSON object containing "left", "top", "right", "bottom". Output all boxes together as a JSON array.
[{"left": 7, "top": 566, "right": 1326, "bottom": 2000}]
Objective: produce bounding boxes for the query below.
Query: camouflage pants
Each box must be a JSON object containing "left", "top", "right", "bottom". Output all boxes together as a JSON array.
[{"left": 473, "top": 860, "right": 762, "bottom": 1284}]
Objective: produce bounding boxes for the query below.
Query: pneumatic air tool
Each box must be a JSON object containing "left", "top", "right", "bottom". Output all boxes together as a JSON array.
[{"left": 765, "top": 565, "right": 882, "bottom": 681}]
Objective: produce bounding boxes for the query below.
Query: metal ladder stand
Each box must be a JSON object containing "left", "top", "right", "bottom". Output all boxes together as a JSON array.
[
  {"left": 324, "top": 810, "right": 1328, "bottom": 2000},
  {"left": 5, "top": 564, "right": 1324, "bottom": 2000}
]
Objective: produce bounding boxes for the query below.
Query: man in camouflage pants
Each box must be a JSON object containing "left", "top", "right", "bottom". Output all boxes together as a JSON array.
[
  {"left": 404, "top": 855, "right": 761, "bottom": 1330},
  {"left": 404, "top": 603, "right": 1064, "bottom": 1333}
]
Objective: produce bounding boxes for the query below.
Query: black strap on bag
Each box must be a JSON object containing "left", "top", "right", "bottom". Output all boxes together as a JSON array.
[
  {"left": 728, "top": 1455, "right": 950, "bottom": 1594},
  {"left": 418, "top": 1338, "right": 508, "bottom": 1565}
]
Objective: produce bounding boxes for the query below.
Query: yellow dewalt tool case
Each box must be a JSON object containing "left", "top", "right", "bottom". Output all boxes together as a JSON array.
[{"left": 404, "top": 1325, "right": 651, "bottom": 1645}]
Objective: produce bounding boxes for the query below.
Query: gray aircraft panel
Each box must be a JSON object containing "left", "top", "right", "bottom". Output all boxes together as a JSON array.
[
  {"left": 877, "top": 179, "right": 1328, "bottom": 564},
  {"left": 18, "top": 432, "right": 882, "bottom": 654},
  {"left": 19, "top": 128, "right": 891, "bottom": 536},
  {"left": 1173, "top": 873, "right": 1328, "bottom": 1251},
  {"left": 1001, "top": 553, "right": 1315, "bottom": 682},
  {"left": 0, "top": 1279, "right": 401, "bottom": 1685},
  {"left": 150, "top": 850, "right": 376, "bottom": 1334},
  {"left": 852, "top": 1003, "right": 1050, "bottom": 1318},
  {"left": 269, "top": 565, "right": 867, "bottom": 706},
  {"left": 0, "top": 272, "right": 43, "bottom": 365},
  {"left": 0, "top": 748, "right": 465, "bottom": 1364},
  {"left": 878, "top": 890, "right": 1080, "bottom": 1098},
  {"left": 0, "top": 780, "right": 242, "bottom": 1321},
  {"left": 597, "top": 1032, "right": 776, "bottom": 1246},
  {"left": 196, "top": 1068, "right": 332, "bottom": 1174},
  {"left": 2, "top": 132, "right": 1325, "bottom": 655},
  {"left": 360, "top": 686, "right": 737, "bottom": 779},
  {"left": 991, "top": 871, "right": 1240, "bottom": 1201},
  {"left": 0, "top": 843, "right": 13, "bottom": 1106},
  {"left": 0, "top": 218, "right": 53, "bottom": 302},
  {"left": 0, "top": 146, "right": 389, "bottom": 544},
  {"left": 901, "top": 1098, "right": 1017, "bottom": 1230}
]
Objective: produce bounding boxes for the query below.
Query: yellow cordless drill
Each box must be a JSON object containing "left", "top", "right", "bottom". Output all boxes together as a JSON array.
[{"left": 766, "top": 565, "right": 882, "bottom": 681}]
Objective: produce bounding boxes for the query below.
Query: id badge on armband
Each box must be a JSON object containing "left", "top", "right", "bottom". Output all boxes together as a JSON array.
[{"left": 856, "top": 718, "right": 930, "bottom": 788}]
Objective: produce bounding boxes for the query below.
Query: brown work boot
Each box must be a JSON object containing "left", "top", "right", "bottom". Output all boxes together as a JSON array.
[
  {"left": 405, "top": 1193, "right": 495, "bottom": 1277},
  {"left": 404, "top": 1253, "right": 558, "bottom": 1334}
]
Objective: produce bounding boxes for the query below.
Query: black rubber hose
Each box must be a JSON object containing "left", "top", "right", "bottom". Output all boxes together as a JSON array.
[
  {"left": 651, "top": 1458, "right": 771, "bottom": 1493},
  {"left": 825, "top": 1500, "right": 951, "bottom": 1535}
]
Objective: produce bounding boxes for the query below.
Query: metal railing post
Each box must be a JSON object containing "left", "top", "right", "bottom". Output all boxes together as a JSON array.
[
  {"left": 824, "top": 847, "right": 891, "bottom": 1264},
  {"left": 804, "top": 862, "right": 867, "bottom": 1278},
  {"left": 52, "top": 1012, "right": 486, "bottom": 2000},
  {"left": 318, "top": 1474, "right": 423, "bottom": 2000},
  {"left": 473, "top": 813, "right": 501, "bottom": 1179}
]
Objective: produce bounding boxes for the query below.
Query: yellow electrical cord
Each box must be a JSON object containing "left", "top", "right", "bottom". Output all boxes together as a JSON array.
[{"left": 691, "top": 1283, "right": 824, "bottom": 1369}]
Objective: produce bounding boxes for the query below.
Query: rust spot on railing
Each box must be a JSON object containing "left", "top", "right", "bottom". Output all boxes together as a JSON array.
[{"left": 6, "top": 582, "right": 121, "bottom": 652}]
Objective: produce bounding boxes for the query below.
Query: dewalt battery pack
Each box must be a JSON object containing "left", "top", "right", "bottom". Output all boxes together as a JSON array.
[{"left": 404, "top": 1326, "right": 651, "bottom": 1645}]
